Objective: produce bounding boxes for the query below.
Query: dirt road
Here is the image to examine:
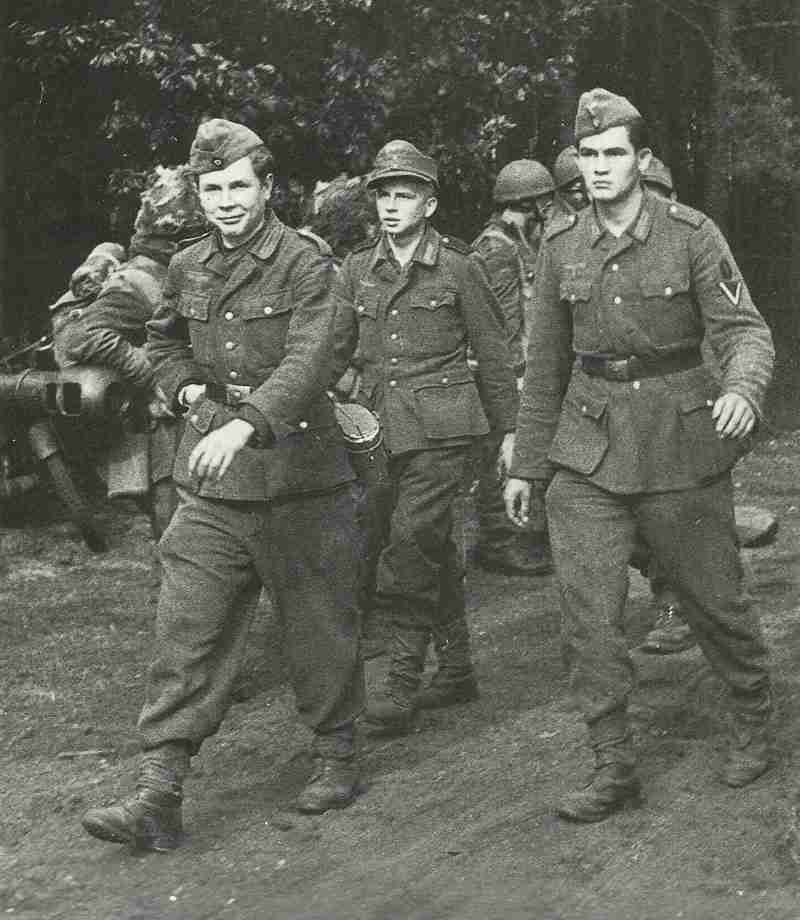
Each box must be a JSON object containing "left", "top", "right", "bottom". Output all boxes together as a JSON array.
[{"left": 2, "top": 433, "right": 800, "bottom": 920}]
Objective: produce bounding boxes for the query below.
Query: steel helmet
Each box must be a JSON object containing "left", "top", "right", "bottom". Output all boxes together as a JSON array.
[
  {"left": 642, "top": 157, "right": 674, "bottom": 194},
  {"left": 553, "top": 146, "right": 582, "bottom": 189},
  {"left": 493, "top": 159, "right": 555, "bottom": 204}
]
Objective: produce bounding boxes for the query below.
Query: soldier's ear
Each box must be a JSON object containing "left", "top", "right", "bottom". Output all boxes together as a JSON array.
[
  {"left": 262, "top": 174, "right": 274, "bottom": 197},
  {"left": 636, "top": 148, "right": 653, "bottom": 173},
  {"left": 424, "top": 195, "right": 438, "bottom": 219}
]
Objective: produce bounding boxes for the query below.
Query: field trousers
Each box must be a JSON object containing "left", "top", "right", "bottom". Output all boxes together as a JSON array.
[
  {"left": 138, "top": 485, "right": 364, "bottom": 752},
  {"left": 546, "top": 469, "right": 771, "bottom": 727}
]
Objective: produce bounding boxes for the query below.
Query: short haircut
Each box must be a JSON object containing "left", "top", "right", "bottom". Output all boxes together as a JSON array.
[
  {"left": 248, "top": 145, "right": 275, "bottom": 183},
  {"left": 625, "top": 119, "right": 649, "bottom": 153}
]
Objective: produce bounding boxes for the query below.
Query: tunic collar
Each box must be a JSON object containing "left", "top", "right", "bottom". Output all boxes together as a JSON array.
[
  {"left": 370, "top": 223, "right": 440, "bottom": 270},
  {"left": 588, "top": 185, "right": 654, "bottom": 247},
  {"left": 197, "top": 210, "right": 286, "bottom": 264}
]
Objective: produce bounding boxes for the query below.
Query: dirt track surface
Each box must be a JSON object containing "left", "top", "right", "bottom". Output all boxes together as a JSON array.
[{"left": 2, "top": 433, "right": 800, "bottom": 920}]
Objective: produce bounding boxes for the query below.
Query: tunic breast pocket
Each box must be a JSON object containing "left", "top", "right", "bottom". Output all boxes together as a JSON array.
[
  {"left": 177, "top": 291, "right": 212, "bottom": 361},
  {"left": 640, "top": 274, "right": 697, "bottom": 338},
  {"left": 559, "top": 279, "right": 592, "bottom": 308},
  {"left": 240, "top": 289, "right": 292, "bottom": 373},
  {"left": 410, "top": 289, "right": 461, "bottom": 343}
]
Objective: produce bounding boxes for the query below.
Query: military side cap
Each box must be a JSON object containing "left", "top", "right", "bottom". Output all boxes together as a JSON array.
[
  {"left": 575, "top": 88, "right": 642, "bottom": 142},
  {"left": 189, "top": 118, "right": 264, "bottom": 175},
  {"left": 366, "top": 140, "right": 438, "bottom": 188}
]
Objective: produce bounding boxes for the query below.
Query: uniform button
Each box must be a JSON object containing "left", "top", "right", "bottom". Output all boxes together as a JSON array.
[
  {"left": 224, "top": 311, "right": 234, "bottom": 320},
  {"left": 225, "top": 340, "right": 235, "bottom": 350},
  {"left": 390, "top": 357, "right": 398, "bottom": 365},
  {"left": 430, "top": 299, "right": 438, "bottom": 307},
  {"left": 263, "top": 306, "right": 273, "bottom": 315},
  {"left": 670, "top": 204, "right": 678, "bottom": 214},
  {"left": 229, "top": 370, "right": 239, "bottom": 380},
  {"left": 389, "top": 379, "right": 397, "bottom": 387},
  {"left": 442, "top": 236, "right": 450, "bottom": 243},
  {"left": 190, "top": 414, "right": 199, "bottom": 425},
  {"left": 390, "top": 333, "right": 398, "bottom": 340},
  {"left": 632, "top": 380, "right": 641, "bottom": 390},
  {"left": 569, "top": 214, "right": 576, "bottom": 224},
  {"left": 664, "top": 286, "right": 673, "bottom": 296},
  {"left": 391, "top": 309, "right": 399, "bottom": 316},
  {"left": 299, "top": 420, "right": 308, "bottom": 430},
  {"left": 613, "top": 296, "right": 622, "bottom": 305},
  {"left": 570, "top": 294, "right": 577, "bottom": 303},
  {"left": 441, "top": 376, "right": 449, "bottom": 383},
  {"left": 706, "top": 399, "right": 714, "bottom": 407},
  {"left": 611, "top": 263, "right": 619, "bottom": 272},
  {"left": 358, "top": 305, "right": 365, "bottom": 313},
  {"left": 581, "top": 404, "right": 587, "bottom": 414},
  {"left": 526, "top": 271, "right": 534, "bottom": 280}
]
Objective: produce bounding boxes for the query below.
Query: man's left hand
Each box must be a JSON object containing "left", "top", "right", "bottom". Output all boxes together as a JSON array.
[
  {"left": 497, "top": 431, "right": 516, "bottom": 480},
  {"left": 188, "top": 419, "right": 254, "bottom": 482},
  {"left": 712, "top": 392, "right": 755, "bottom": 440}
]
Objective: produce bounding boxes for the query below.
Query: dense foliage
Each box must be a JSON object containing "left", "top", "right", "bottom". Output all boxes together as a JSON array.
[{"left": 6, "top": 0, "right": 799, "bottom": 335}]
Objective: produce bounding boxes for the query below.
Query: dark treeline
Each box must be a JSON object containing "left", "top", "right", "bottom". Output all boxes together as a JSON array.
[{"left": 5, "top": 0, "right": 799, "bottom": 391}]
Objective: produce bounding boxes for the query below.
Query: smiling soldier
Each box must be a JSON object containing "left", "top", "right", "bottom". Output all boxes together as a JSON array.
[
  {"left": 505, "top": 89, "right": 775, "bottom": 822},
  {"left": 332, "top": 140, "right": 518, "bottom": 730},
  {"left": 81, "top": 119, "right": 364, "bottom": 851}
]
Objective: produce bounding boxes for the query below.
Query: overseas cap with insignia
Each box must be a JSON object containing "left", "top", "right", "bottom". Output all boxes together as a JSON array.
[
  {"left": 574, "top": 88, "right": 642, "bottom": 142},
  {"left": 366, "top": 140, "right": 438, "bottom": 189},
  {"left": 189, "top": 118, "right": 264, "bottom": 175}
]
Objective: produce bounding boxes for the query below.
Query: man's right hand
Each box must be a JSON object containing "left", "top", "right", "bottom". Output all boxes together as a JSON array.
[
  {"left": 504, "top": 477, "right": 532, "bottom": 528},
  {"left": 178, "top": 383, "right": 206, "bottom": 409}
]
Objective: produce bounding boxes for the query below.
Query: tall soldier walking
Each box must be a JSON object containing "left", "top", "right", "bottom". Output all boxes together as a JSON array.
[
  {"left": 333, "top": 141, "right": 518, "bottom": 729},
  {"left": 81, "top": 119, "right": 364, "bottom": 850},
  {"left": 505, "top": 89, "right": 775, "bottom": 822}
]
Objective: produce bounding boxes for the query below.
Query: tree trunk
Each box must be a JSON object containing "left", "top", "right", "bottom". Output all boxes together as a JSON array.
[{"left": 706, "top": 0, "right": 741, "bottom": 232}]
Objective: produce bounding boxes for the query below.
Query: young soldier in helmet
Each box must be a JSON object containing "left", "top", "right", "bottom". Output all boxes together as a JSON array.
[
  {"left": 505, "top": 89, "right": 774, "bottom": 822},
  {"left": 552, "top": 145, "right": 590, "bottom": 217},
  {"left": 81, "top": 119, "right": 365, "bottom": 851},
  {"left": 332, "top": 140, "right": 519, "bottom": 728},
  {"left": 642, "top": 156, "right": 677, "bottom": 201},
  {"left": 470, "top": 159, "right": 556, "bottom": 575}
]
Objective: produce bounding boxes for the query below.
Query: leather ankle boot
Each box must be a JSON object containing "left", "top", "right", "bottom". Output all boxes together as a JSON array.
[
  {"left": 81, "top": 746, "right": 189, "bottom": 850},
  {"left": 363, "top": 625, "right": 429, "bottom": 735},
  {"left": 557, "top": 714, "right": 641, "bottom": 823},
  {"left": 723, "top": 692, "right": 772, "bottom": 787},
  {"left": 416, "top": 617, "right": 479, "bottom": 710},
  {"left": 296, "top": 722, "right": 360, "bottom": 814}
]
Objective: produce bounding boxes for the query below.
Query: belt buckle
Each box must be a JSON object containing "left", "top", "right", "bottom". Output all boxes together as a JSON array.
[{"left": 605, "top": 359, "right": 630, "bottom": 381}]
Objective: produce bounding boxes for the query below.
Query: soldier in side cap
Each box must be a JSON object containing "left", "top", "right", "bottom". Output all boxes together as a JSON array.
[
  {"left": 332, "top": 140, "right": 519, "bottom": 729},
  {"left": 505, "top": 88, "right": 775, "bottom": 822},
  {"left": 470, "top": 160, "right": 556, "bottom": 576},
  {"left": 82, "top": 119, "right": 365, "bottom": 851}
]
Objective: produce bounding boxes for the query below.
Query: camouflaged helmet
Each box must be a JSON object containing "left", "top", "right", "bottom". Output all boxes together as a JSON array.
[
  {"left": 132, "top": 165, "right": 208, "bottom": 242},
  {"left": 69, "top": 243, "right": 126, "bottom": 299},
  {"left": 493, "top": 160, "right": 555, "bottom": 204},
  {"left": 552, "top": 146, "right": 581, "bottom": 189},
  {"left": 642, "top": 157, "right": 675, "bottom": 195}
]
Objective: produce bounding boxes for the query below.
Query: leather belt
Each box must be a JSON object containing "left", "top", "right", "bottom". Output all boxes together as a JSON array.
[
  {"left": 205, "top": 381, "right": 254, "bottom": 405},
  {"left": 576, "top": 349, "right": 702, "bottom": 382}
]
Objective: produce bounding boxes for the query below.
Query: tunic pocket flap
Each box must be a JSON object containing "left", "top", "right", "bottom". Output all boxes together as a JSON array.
[
  {"left": 186, "top": 398, "right": 218, "bottom": 434},
  {"left": 414, "top": 377, "right": 485, "bottom": 439},
  {"left": 412, "top": 289, "right": 458, "bottom": 311},
  {"left": 566, "top": 392, "right": 607, "bottom": 420},
  {"left": 241, "top": 289, "right": 292, "bottom": 320},
  {"left": 559, "top": 280, "right": 592, "bottom": 303},
  {"left": 679, "top": 390, "right": 716, "bottom": 414},
  {"left": 177, "top": 291, "right": 210, "bottom": 321},
  {"left": 641, "top": 276, "right": 690, "bottom": 298}
]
